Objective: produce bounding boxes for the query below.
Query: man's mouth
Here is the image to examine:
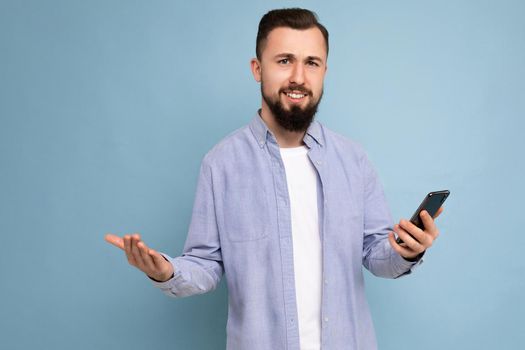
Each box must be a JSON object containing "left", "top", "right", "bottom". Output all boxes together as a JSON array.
[{"left": 283, "top": 90, "right": 309, "bottom": 102}]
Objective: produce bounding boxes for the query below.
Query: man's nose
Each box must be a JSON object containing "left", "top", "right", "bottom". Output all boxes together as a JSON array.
[{"left": 289, "top": 63, "right": 305, "bottom": 85}]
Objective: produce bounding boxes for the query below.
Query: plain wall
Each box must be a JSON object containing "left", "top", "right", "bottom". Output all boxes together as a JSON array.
[{"left": 1, "top": 0, "right": 524, "bottom": 349}]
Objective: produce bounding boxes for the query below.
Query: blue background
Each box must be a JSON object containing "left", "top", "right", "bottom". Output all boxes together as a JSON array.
[{"left": 1, "top": 0, "right": 524, "bottom": 349}]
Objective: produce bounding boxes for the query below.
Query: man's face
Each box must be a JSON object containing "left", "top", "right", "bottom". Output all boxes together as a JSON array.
[{"left": 252, "top": 27, "right": 327, "bottom": 132}]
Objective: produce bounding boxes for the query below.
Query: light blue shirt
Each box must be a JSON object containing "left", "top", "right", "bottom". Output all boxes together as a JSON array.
[{"left": 151, "top": 112, "right": 422, "bottom": 350}]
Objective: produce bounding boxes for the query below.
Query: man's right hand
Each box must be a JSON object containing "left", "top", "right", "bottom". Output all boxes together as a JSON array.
[{"left": 104, "top": 233, "right": 174, "bottom": 282}]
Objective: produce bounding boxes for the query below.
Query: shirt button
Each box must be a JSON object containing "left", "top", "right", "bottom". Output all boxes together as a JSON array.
[
  {"left": 324, "top": 317, "right": 329, "bottom": 322},
  {"left": 324, "top": 279, "right": 328, "bottom": 284},
  {"left": 316, "top": 160, "right": 322, "bottom": 166}
]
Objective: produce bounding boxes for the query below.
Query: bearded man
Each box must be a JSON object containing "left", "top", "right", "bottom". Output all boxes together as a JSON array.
[{"left": 106, "top": 8, "right": 443, "bottom": 350}]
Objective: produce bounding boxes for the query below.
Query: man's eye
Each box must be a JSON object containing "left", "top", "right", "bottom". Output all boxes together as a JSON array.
[
  {"left": 307, "top": 61, "right": 319, "bottom": 67},
  {"left": 278, "top": 58, "right": 289, "bottom": 64}
]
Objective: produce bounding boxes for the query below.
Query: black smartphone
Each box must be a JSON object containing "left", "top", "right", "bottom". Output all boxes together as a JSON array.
[{"left": 395, "top": 190, "right": 450, "bottom": 244}]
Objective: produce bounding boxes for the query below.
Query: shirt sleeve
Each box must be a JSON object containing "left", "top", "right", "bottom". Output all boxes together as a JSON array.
[
  {"left": 150, "top": 157, "right": 224, "bottom": 297},
  {"left": 360, "top": 153, "right": 423, "bottom": 279}
]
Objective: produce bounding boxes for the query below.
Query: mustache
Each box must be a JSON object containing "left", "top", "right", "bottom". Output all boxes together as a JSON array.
[{"left": 279, "top": 84, "right": 312, "bottom": 96}]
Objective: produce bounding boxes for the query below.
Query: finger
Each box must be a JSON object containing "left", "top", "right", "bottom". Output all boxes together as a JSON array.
[
  {"left": 399, "top": 219, "right": 425, "bottom": 241},
  {"left": 137, "top": 241, "right": 156, "bottom": 272},
  {"left": 123, "top": 235, "right": 136, "bottom": 266},
  {"left": 420, "top": 211, "right": 439, "bottom": 239},
  {"left": 149, "top": 249, "right": 169, "bottom": 268},
  {"left": 394, "top": 222, "right": 419, "bottom": 246},
  {"left": 130, "top": 234, "right": 146, "bottom": 269},
  {"left": 105, "top": 234, "right": 124, "bottom": 250},
  {"left": 434, "top": 206, "right": 444, "bottom": 219},
  {"left": 394, "top": 223, "right": 425, "bottom": 253},
  {"left": 388, "top": 232, "right": 418, "bottom": 258},
  {"left": 399, "top": 219, "right": 432, "bottom": 247}
]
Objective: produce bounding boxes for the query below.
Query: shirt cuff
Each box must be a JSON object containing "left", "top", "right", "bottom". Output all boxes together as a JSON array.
[{"left": 393, "top": 251, "right": 424, "bottom": 278}]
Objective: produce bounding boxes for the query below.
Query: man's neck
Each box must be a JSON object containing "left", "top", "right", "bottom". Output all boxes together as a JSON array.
[{"left": 259, "top": 105, "right": 307, "bottom": 148}]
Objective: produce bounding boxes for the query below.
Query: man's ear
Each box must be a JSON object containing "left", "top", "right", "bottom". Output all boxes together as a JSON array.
[{"left": 250, "top": 58, "right": 262, "bottom": 82}]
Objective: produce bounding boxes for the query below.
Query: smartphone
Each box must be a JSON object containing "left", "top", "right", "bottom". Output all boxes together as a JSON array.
[{"left": 395, "top": 190, "right": 450, "bottom": 244}]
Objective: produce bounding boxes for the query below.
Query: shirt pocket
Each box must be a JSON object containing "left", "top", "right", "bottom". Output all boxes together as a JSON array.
[{"left": 221, "top": 185, "right": 271, "bottom": 243}]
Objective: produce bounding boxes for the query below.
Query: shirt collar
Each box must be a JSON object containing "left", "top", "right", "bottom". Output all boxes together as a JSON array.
[{"left": 249, "top": 110, "right": 324, "bottom": 149}]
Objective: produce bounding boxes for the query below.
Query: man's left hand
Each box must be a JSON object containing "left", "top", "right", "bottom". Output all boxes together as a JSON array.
[{"left": 388, "top": 207, "right": 444, "bottom": 260}]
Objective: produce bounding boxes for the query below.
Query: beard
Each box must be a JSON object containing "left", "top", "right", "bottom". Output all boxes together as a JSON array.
[{"left": 261, "top": 81, "right": 323, "bottom": 132}]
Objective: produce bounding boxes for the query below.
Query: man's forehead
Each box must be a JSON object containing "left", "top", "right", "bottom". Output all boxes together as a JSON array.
[{"left": 263, "top": 27, "right": 327, "bottom": 60}]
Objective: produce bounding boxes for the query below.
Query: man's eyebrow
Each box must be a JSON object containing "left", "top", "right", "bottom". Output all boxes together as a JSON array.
[
  {"left": 274, "top": 53, "right": 296, "bottom": 59},
  {"left": 306, "top": 55, "right": 324, "bottom": 63},
  {"left": 273, "top": 53, "right": 324, "bottom": 64}
]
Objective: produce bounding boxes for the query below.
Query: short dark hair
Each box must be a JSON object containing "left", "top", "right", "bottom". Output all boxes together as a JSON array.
[{"left": 256, "top": 8, "right": 329, "bottom": 60}]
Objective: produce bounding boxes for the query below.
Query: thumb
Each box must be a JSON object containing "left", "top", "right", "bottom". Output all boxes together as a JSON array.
[
  {"left": 149, "top": 249, "right": 169, "bottom": 266},
  {"left": 104, "top": 233, "right": 124, "bottom": 250},
  {"left": 149, "top": 249, "right": 175, "bottom": 278}
]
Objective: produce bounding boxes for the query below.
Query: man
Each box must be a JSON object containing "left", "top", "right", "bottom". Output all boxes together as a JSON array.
[{"left": 105, "top": 8, "right": 443, "bottom": 350}]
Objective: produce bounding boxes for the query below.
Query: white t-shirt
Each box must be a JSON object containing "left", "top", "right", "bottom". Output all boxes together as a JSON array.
[{"left": 280, "top": 145, "right": 322, "bottom": 350}]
